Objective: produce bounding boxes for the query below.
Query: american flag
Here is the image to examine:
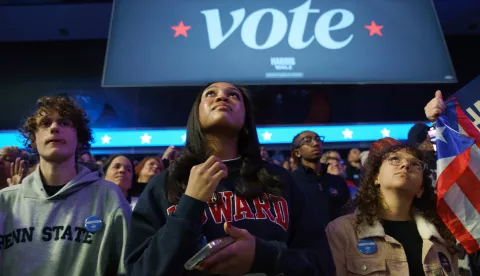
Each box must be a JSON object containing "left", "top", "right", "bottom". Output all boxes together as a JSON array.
[{"left": 436, "top": 97, "right": 480, "bottom": 254}]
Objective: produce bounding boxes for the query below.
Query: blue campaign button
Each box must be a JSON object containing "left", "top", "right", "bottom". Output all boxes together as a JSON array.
[
  {"left": 85, "top": 216, "right": 103, "bottom": 233},
  {"left": 357, "top": 239, "right": 377, "bottom": 255}
]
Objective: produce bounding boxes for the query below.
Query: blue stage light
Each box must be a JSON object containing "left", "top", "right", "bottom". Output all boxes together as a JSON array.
[{"left": 0, "top": 123, "right": 419, "bottom": 149}]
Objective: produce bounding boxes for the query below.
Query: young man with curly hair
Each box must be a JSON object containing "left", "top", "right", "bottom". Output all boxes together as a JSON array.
[{"left": 0, "top": 96, "right": 131, "bottom": 276}]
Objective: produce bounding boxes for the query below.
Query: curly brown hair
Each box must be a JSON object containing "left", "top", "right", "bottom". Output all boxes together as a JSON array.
[
  {"left": 355, "top": 142, "right": 456, "bottom": 249},
  {"left": 20, "top": 96, "right": 94, "bottom": 153}
]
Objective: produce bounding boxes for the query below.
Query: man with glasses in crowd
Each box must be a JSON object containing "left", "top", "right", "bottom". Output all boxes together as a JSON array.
[{"left": 290, "top": 131, "right": 351, "bottom": 227}]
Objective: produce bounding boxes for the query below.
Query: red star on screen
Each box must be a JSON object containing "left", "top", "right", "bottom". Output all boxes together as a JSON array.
[
  {"left": 171, "top": 21, "right": 191, "bottom": 38},
  {"left": 365, "top": 20, "right": 383, "bottom": 36}
]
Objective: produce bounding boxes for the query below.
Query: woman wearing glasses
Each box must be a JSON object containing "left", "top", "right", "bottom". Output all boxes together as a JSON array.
[
  {"left": 321, "top": 151, "right": 359, "bottom": 201},
  {"left": 326, "top": 141, "right": 458, "bottom": 276},
  {"left": 291, "top": 131, "right": 351, "bottom": 223}
]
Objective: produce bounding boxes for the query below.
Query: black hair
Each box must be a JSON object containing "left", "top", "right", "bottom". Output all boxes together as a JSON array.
[
  {"left": 291, "top": 130, "right": 317, "bottom": 163},
  {"left": 102, "top": 154, "right": 135, "bottom": 187},
  {"left": 165, "top": 83, "right": 283, "bottom": 203},
  {"left": 291, "top": 130, "right": 328, "bottom": 174}
]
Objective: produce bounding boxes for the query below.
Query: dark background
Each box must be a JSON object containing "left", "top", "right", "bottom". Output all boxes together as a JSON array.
[
  {"left": 0, "top": 1, "right": 479, "bottom": 131},
  {"left": 1, "top": 36, "right": 479, "bottom": 130}
]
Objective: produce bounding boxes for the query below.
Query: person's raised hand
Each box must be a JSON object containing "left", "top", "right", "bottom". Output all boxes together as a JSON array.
[
  {"left": 424, "top": 90, "right": 446, "bottom": 122},
  {"left": 161, "top": 145, "right": 178, "bottom": 161},
  {"left": 184, "top": 155, "right": 228, "bottom": 202},
  {"left": 6, "top": 157, "right": 27, "bottom": 186}
]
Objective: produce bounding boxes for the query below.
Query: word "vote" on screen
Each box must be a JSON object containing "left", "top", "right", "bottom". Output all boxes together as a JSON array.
[{"left": 201, "top": 0, "right": 355, "bottom": 50}]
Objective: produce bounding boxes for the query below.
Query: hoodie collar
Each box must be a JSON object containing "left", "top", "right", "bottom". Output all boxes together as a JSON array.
[
  {"left": 22, "top": 163, "right": 103, "bottom": 199},
  {"left": 357, "top": 210, "right": 445, "bottom": 244}
]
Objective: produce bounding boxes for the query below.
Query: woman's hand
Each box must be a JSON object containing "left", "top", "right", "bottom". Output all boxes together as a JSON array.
[
  {"left": 185, "top": 155, "right": 228, "bottom": 202},
  {"left": 199, "top": 222, "right": 256, "bottom": 276}
]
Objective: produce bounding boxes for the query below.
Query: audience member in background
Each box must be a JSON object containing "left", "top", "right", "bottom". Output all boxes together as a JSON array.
[
  {"left": 370, "top": 137, "right": 402, "bottom": 154},
  {"left": 321, "top": 150, "right": 342, "bottom": 163},
  {"left": 21, "top": 150, "right": 38, "bottom": 175},
  {"left": 129, "top": 156, "right": 164, "bottom": 201},
  {"left": 0, "top": 146, "right": 24, "bottom": 188},
  {"left": 289, "top": 156, "right": 298, "bottom": 171},
  {"left": 360, "top": 150, "right": 369, "bottom": 167},
  {"left": 78, "top": 151, "right": 96, "bottom": 163},
  {"left": 135, "top": 157, "right": 164, "bottom": 184},
  {"left": 259, "top": 146, "right": 270, "bottom": 161},
  {"left": 326, "top": 142, "right": 458, "bottom": 276},
  {"left": 0, "top": 146, "right": 22, "bottom": 163},
  {"left": 425, "top": 90, "right": 476, "bottom": 276},
  {"left": 321, "top": 151, "right": 357, "bottom": 199},
  {"left": 0, "top": 96, "right": 131, "bottom": 276},
  {"left": 291, "top": 131, "right": 350, "bottom": 224},
  {"left": 408, "top": 123, "right": 432, "bottom": 151},
  {"left": 408, "top": 123, "right": 437, "bottom": 179},
  {"left": 95, "top": 156, "right": 107, "bottom": 167},
  {"left": 320, "top": 151, "right": 344, "bottom": 178},
  {"left": 345, "top": 148, "right": 362, "bottom": 186},
  {"left": 282, "top": 159, "right": 291, "bottom": 171},
  {"left": 125, "top": 82, "right": 334, "bottom": 275},
  {"left": 20, "top": 150, "right": 30, "bottom": 162},
  {"left": 272, "top": 159, "right": 281, "bottom": 166},
  {"left": 271, "top": 150, "right": 285, "bottom": 166},
  {"left": 160, "top": 145, "right": 180, "bottom": 169},
  {"left": 103, "top": 154, "right": 135, "bottom": 200}
]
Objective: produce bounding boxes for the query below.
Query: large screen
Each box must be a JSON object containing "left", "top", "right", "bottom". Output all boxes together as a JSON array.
[{"left": 103, "top": 0, "right": 456, "bottom": 87}]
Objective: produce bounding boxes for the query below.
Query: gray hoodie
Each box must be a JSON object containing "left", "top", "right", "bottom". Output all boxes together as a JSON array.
[{"left": 0, "top": 163, "right": 132, "bottom": 276}]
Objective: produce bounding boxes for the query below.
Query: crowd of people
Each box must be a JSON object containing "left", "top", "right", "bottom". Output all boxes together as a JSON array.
[{"left": 0, "top": 82, "right": 477, "bottom": 275}]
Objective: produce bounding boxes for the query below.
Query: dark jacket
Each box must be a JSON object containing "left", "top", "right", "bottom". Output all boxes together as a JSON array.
[
  {"left": 125, "top": 158, "right": 335, "bottom": 276},
  {"left": 291, "top": 164, "right": 351, "bottom": 224}
]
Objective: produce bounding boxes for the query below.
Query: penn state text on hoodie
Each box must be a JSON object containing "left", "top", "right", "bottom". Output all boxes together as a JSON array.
[
  {"left": 125, "top": 158, "right": 335, "bottom": 276},
  {"left": 0, "top": 163, "right": 132, "bottom": 276}
]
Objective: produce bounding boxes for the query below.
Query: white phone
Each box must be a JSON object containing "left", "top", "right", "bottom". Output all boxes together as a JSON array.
[{"left": 184, "top": 236, "right": 235, "bottom": 270}]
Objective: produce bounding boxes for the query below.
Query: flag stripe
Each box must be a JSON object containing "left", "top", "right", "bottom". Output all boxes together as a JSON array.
[
  {"left": 469, "top": 145, "right": 480, "bottom": 181},
  {"left": 436, "top": 149, "right": 471, "bottom": 199},
  {"left": 436, "top": 155, "right": 455, "bottom": 180},
  {"left": 441, "top": 190, "right": 480, "bottom": 253},
  {"left": 456, "top": 166, "right": 480, "bottom": 215}
]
